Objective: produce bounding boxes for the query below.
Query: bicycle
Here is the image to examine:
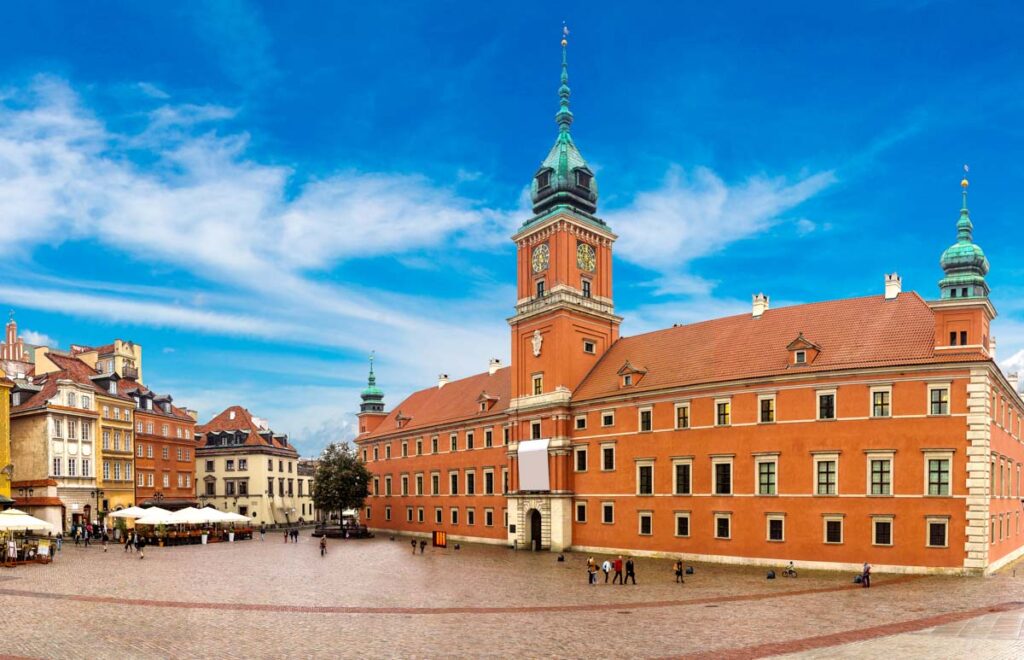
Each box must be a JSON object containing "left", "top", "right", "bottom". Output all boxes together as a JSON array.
[{"left": 781, "top": 567, "right": 798, "bottom": 578}]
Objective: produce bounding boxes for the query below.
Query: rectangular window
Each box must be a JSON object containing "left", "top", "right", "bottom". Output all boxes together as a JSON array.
[
  {"left": 872, "top": 389, "right": 891, "bottom": 418},
  {"left": 927, "top": 458, "right": 951, "bottom": 496},
  {"left": 760, "top": 397, "right": 776, "bottom": 423},
  {"left": 450, "top": 508, "right": 459, "bottom": 525},
  {"left": 466, "top": 509, "right": 475, "bottom": 526},
  {"left": 815, "top": 458, "right": 837, "bottom": 495},
  {"left": 484, "top": 470, "right": 494, "bottom": 495},
  {"left": 574, "top": 447, "right": 587, "bottom": 472},
  {"left": 484, "top": 509, "right": 493, "bottom": 527},
  {"left": 147, "top": 473, "right": 153, "bottom": 487},
  {"left": 137, "top": 444, "right": 144, "bottom": 458},
  {"left": 602, "top": 502, "right": 614, "bottom": 524},
  {"left": 582, "top": 280, "right": 592, "bottom": 299},
  {"left": 602, "top": 445, "right": 616, "bottom": 471},
  {"left": 435, "top": 508, "right": 442, "bottom": 524},
  {"left": 449, "top": 472, "right": 459, "bottom": 495},
  {"left": 431, "top": 436, "right": 438, "bottom": 454},
  {"left": 536, "top": 280, "right": 545, "bottom": 297},
  {"left": 385, "top": 506, "right": 392, "bottom": 521},
  {"left": 767, "top": 516, "right": 785, "bottom": 542},
  {"left": 466, "top": 432, "right": 474, "bottom": 450},
  {"left": 637, "top": 463, "right": 654, "bottom": 495},
  {"left": 639, "top": 408, "right": 652, "bottom": 432},
  {"left": 384, "top": 476, "right": 392, "bottom": 496},
  {"left": 67, "top": 458, "right": 77, "bottom": 477},
  {"left": 818, "top": 392, "right": 836, "bottom": 420},
  {"left": 824, "top": 517, "right": 843, "bottom": 544},
  {"left": 466, "top": 472, "right": 475, "bottom": 495},
  {"left": 385, "top": 446, "right": 391, "bottom": 460},
  {"left": 601, "top": 411, "right": 614, "bottom": 427},
  {"left": 714, "top": 460, "right": 732, "bottom": 495},
  {"left": 406, "top": 507, "right": 414, "bottom": 523},
  {"left": 450, "top": 434, "right": 457, "bottom": 452},
  {"left": 431, "top": 473, "right": 440, "bottom": 495},
  {"left": 715, "top": 514, "right": 731, "bottom": 539},
  {"left": 485, "top": 429, "right": 493, "bottom": 448},
  {"left": 757, "top": 460, "right": 777, "bottom": 495},
  {"left": 675, "top": 512, "right": 690, "bottom": 537},
  {"left": 147, "top": 445, "right": 153, "bottom": 458},
  {"left": 870, "top": 458, "right": 892, "bottom": 495},
  {"left": 673, "top": 461, "right": 691, "bottom": 495},
  {"left": 716, "top": 401, "right": 731, "bottom": 426},
  {"left": 575, "top": 415, "right": 587, "bottom": 430},
  {"left": 929, "top": 386, "right": 950, "bottom": 415},
  {"left": 638, "top": 512, "right": 653, "bottom": 536},
  {"left": 927, "top": 519, "right": 948, "bottom": 548},
  {"left": 103, "top": 461, "right": 110, "bottom": 480},
  {"left": 873, "top": 518, "right": 893, "bottom": 546},
  {"left": 675, "top": 403, "right": 690, "bottom": 429},
  {"left": 531, "top": 421, "right": 542, "bottom": 439},
  {"left": 162, "top": 446, "right": 169, "bottom": 460},
  {"left": 575, "top": 501, "right": 587, "bottom": 523},
  {"left": 401, "top": 475, "right": 409, "bottom": 496},
  {"left": 532, "top": 374, "right": 543, "bottom": 396},
  {"left": 401, "top": 442, "right": 408, "bottom": 458}
]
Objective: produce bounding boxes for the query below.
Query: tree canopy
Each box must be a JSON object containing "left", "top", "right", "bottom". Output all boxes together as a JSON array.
[{"left": 312, "top": 442, "right": 372, "bottom": 518}]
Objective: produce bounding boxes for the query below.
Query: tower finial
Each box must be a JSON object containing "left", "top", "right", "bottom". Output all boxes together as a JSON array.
[
  {"left": 556, "top": 23, "right": 573, "bottom": 135},
  {"left": 961, "top": 164, "right": 969, "bottom": 209}
]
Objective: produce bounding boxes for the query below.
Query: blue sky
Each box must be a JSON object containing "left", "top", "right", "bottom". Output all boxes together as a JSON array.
[{"left": 1, "top": 1, "right": 1022, "bottom": 455}]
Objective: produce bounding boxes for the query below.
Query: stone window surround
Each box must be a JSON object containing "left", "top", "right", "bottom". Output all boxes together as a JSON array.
[
  {"left": 635, "top": 458, "right": 655, "bottom": 496},
  {"left": 601, "top": 501, "right": 615, "bottom": 525},
  {"left": 753, "top": 452, "right": 779, "bottom": 496},
  {"left": 601, "top": 410, "right": 615, "bottom": 427},
  {"left": 869, "top": 385, "right": 893, "bottom": 418},
  {"left": 673, "top": 401, "right": 691, "bottom": 429},
  {"left": 865, "top": 450, "right": 896, "bottom": 496},
  {"left": 757, "top": 393, "right": 777, "bottom": 424},
  {"left": 674, "top": 510, "right": 691, "bottom": 538},
  {"left": 816, "top": 389, "right": 837, "bottom": 420},
  {"left": 714, "top": 511, "right": 732, "bottom": 540},
  {"left": 922, "top": 449, "right": 955, "bottom": 497},
  {"left": 926, "top": 515, "right": 950, "bottom": 548},
  {"left": 600, "top": 441, "right": 616, "bottom": 471},
  {"left": 822, "top": 513, "right": 845, "bottom": 544},
  {"left": 573, "top": 445, "right": 588, "bottom": 473},
  {"left": 575, "top": 500, "right": 587, "bottom": 524},
  {"left": 637, "top": 510, "right": 653, "bottom": 536},
  {"left": 637, "top": 406, "right": 653, "bottom": 433},
  {"left": 711, "top": 454, "right": 734, "bottom": 496},
  {"left": 714, "top": 398, "right": 732, "bottom": 427},
  {"left": 766, "top": 512, "right": 785, "bottom": 542},
  {"left": 672, "top": 456, "right": 693, "bottom": 496},
  {"left": 871, "top": 514, "right": 894, "bottom": 546},
  {"left": 812, "top": 451, "right": 840, "bottom": 496}
]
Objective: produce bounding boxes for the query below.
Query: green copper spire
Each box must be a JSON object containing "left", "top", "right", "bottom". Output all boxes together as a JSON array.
[
  {"left": 360, "top": 351, "right": 385, "bottom": 413},
  {"left": 528, "top": 24, "right": 600, "bottom": 218},
  {"left": 939, "top": 166, "right": 990, "bottom": 299}
]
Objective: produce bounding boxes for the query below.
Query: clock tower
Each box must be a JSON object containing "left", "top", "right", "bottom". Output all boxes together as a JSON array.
[{"left": 506, "top": 30, "right": 621, "bottom": 552}]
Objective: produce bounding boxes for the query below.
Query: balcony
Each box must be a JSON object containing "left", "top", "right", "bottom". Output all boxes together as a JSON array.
[{"left": 122, "top": 365, "right": 139, "bottom": 380}]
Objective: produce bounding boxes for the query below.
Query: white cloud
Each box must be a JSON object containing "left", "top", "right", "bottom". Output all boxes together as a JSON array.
[{"left": 20, "top": 329, "right": 57, "bottom": 348}]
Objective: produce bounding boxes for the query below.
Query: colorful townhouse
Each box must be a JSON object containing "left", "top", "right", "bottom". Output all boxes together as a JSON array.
[{"left": 355, "top": 38, "right": 1024, "bottom": 574}]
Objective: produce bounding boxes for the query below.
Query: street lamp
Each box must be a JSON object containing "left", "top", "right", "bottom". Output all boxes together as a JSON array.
[{"left": 153, "top": 491, "right": 164, "bottom": 507}]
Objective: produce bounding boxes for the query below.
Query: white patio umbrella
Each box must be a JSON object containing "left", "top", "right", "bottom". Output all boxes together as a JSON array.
[
  {"left": 107, "top": 506, "right": 148, "bottom": 519},
  {"left": 134, "top": 508, "right": 176, "bottom": 526},
  {"left": 218, "top": 511, "right": 251, "bottom": 524},
  {"left": 169, "top": 507, "right": 216, "bottom": 525},
  {"left": 0, "top": 508, "right": 55, "bottom": 532}
]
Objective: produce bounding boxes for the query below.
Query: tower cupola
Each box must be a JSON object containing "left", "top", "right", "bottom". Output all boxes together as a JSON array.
[
  {"left": 359, "top": 352, "right": 385, "bottom": 414},
  {"left": 529, "top": 26, "right": 599, "bottom": 216},
  {"left": 939, "top": 168, "right": 990, "bottom": 299}
]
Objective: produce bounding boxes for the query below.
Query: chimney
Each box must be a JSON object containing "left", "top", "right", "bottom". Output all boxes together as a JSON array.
[
  {"left": 884, "top": 273, "right": 902, "bottom": 300},
  {"left": 229, "top": 409, "right": 236, "bottom": 420},
  {"left": 1008, "top": 373, "right": 1020, "bottom": 395},
  {"left": 488, "top": 358, "right": 502, "bottom": 375},
  {"left": 752, "top": 293, "right": 769, "bottom": 318},
  {"left": 437, "top": 374, "right": 449, "bottom": 389},
  {"left": 990, "top": 336, "right": 997, "bottom": 361}
]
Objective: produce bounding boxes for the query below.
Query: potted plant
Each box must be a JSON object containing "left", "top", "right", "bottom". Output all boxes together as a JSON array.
[
  {"left": 156, "top": 524, "right": 166, "bottom": 547},
  {"left": 201, "top": 528, "right": 208, "bottom": 545}
]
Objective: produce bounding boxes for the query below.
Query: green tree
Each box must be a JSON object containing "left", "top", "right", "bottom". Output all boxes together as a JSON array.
[{"left": 312, "top": 442, "right": 372, "bottom": 520}]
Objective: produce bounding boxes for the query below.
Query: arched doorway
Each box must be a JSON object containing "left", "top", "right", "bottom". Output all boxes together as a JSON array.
[{"left": 528, "top": 509, "right": 542, "bottom": 551}]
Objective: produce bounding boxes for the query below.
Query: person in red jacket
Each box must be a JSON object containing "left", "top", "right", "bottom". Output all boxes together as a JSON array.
[{"left": 612, "top": 556, "right": 624, "bottom": 584}]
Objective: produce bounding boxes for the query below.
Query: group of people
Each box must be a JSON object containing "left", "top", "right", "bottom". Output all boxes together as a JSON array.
[
  {"left": 410, "top": 539, "right": 427, "bottom": 554},
  {"left": 284, "top": 527, "right": 301, "bottom": 543},
  {"left": 586, "top": 555, "right": 637, "bottom": 584},
  {"left": 122, "top": 530, "right": 146, "bottom": 559}
]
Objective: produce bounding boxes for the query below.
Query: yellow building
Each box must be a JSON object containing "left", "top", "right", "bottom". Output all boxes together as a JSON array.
[
  {"left": 97, "top": 387, "right": 135, "bottom": 512},
  {"left": 70, "top": 340, "right": 144, "bottom": 384},
  {"left": 0, "top": 375, "right": 13, "bottom": 509}
]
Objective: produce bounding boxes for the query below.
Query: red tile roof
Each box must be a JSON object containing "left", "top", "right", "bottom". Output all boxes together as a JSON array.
[
  {"left": 117, "top": 379, "right": 195, "bottom": 423},
  {"left": 197, "top": 405, "right": 297, "bottom": 454},
  {"left": 574, "top": 292, "right": 985, "bottom": 401},
  {"left": 11, "top": 479, "right": 58, "bottom": 488},
  {"left": 361, "top": 367, "right": 511, "bottom": 440},
  {"left": 11, "top": 351, "right": 133, "bottom": 412}
]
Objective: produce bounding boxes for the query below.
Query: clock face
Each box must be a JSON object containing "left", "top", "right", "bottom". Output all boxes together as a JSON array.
[
  {"left": 531, "top": 244, "right": 550, "bottom": 273},
  {"left": 577, "top": 242, "right": 596, "bottom": 272}
]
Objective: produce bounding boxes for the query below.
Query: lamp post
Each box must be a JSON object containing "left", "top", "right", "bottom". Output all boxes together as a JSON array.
[
  {"left": 92, "top": 489, "right": 104, "bottom": 522},
  {"left": 153, "top": 491, "right": 164, "bottom": 508}
]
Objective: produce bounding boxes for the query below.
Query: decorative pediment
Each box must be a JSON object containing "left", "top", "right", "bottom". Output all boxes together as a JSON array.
[
  {"left": 786, "top": 332, "right": 821, "bottom": 366},
  {"left": 476, "top": 391, "right": 499, "bottom": 412},
  {"left": 616, "top": 360, "right": 648, "bottom": 387},
  {"left": 395, "top": 410, "right": 412, "bottom": 429}
]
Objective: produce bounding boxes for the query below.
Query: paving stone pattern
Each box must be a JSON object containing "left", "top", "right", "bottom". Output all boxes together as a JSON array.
[{"left": 1, "top": 535, "right": 1023, "bottom": 658}]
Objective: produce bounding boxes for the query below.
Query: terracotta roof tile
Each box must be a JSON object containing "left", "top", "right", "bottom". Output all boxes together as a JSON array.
[
  {"left": 197, "top": 405, "right": 296, "bottom": 454},
  {"left": 574, "top": 292, "right": 985, "bottom": 401},
  {"left": 361, "top": 367, "right": 511, "bottom": 439}
]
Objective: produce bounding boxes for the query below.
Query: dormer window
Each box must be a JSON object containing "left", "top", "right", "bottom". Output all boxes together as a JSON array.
[
  {"left": 108, "top": 381, "right": 117, "bottom": 394},
  {"left": 787, "top": 333, "right": 821, "bottom": 366},
  {"left": 575, "top": 170, "right": 592, "bottom": 189},
  {"left": 537, "top": 170, "right": 552, "bottom": 190},
  {"left": 795, "top": 351, "right": 806, "bottom": 364},
  {"left": 623, "top": 374, "right": 633, "bottom": 387}
]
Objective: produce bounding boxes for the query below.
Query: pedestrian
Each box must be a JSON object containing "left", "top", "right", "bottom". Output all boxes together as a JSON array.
[
  {"left": 83, "top": 526, "right": 91, "bottom": 547},
  {"left": 601, "top": 559, "right": 611, "bottom": 583},
  {"left": 102, "top": 534, "right": 108, "bottom": 553},
  {"left": 124, "top": 531, "right": 133, "bottom": 553},
  {"left": 133, "top": 531, "right": 140, "bottom": 554},
  {"left": 259, "top": 524, "right": 265, "bottom": 541},
  {"left": 625, "top": 557, "right": 636, "bottom": 585},
  {"left": 55, "top": 532, "right": 62, "bottom": 553},
  {"left": 674, "top": 560, "right": 684, "bottom": 584},
  {"left": 861, "top": 561, "right": 871, "bottom": 588},
  {"left": 419, "top": 540, "right": 426, "bottom": 554},
  {"left": 319, "top": 536, "right": 327, "bottom": 557},
  {"left": 612, "top": 555, "right": 624, "bottom": 584},
  {"left": 411, "top": 539, "right": 418, "bottom": 554},
  {"left": 284, "top": 529, "right": 289, "bottom": 543},
  {"left": 73, "top": 526, "right": 80, "bottom": 546},
  {"left": 137, "top": 535, "right": 146, "bottom": 560},
  {"left": 586, "top": 557, "right": 597, "bottom": 585}
]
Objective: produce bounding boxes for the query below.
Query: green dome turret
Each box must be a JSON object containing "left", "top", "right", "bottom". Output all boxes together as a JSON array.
[
  {"left": 530, "top": 26, "right": 599, "bottom": 216},
  {"left": 360, "top": 352, "right": 385, "bottom": 413},
  {"left": 939, "top": 169, "right": 990, "bottom": 299}
]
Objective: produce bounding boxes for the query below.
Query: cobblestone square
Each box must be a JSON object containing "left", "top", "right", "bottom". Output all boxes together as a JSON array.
[{"left": 1, "top": 534, "right": 1023, "bottom": 658}]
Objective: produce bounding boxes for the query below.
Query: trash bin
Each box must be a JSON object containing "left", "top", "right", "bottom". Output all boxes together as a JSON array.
[
  {"left": 201, "top": 533, "right": 208, "bottom": 545},
  {"left": 228, "top": 532, "right": 235, "bottom": 543}
]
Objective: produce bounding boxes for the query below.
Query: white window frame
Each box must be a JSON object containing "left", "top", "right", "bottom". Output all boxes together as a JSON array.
[
  {"left": 712, "top": 455, "right": 734, "bottom": 495},
  {"left": 871, "top": 515, "right": 894, "bottom": 547},
  {"left": 714, "top": 512, "right": 732, "bottom": 540},
  {"left": 923, "top": 450, "right": 954, "bottom": 496},
  {"left": 823, "top": 515, "right": 844, "bottom": 544},
  {"left": 794, "top": 350, "right": 806, "bottom": 364},
  {"left": 754, "top": 454, "right": 779, "bottom": 496},
  {"left": 870, "top": 385, "right": 893, "bottom": 418},
  {"left": 926, "top": 516, "right": 950, "bottom": 548},
  {"left": 672, "top": 457, "right": 693, "bottom": 495},
  {"left": 450, "top": 507, "right": 459, "bottom": 525},
  {"left": 636, "top": 459, "right": 655, "bottom": 495},
  {"left": 673, "top": 511, "right": 691, "bottom": 538},
  {"left": 766, "top": 513, "right": 785, "bottom": 542},
  {"left": 715, "top": 398, "right": 732, "bottom": 427},
  {"left": 601, "top": 410, "right": 615, "bottom": 427},
  {"left": 813, "top": 452, "right": 840, "bottom": 495},
  {"left": 637, "top": 510, "right": 653, "bottom": 536},
  {"left": 574, "top": 415, "right": 587, "bottom": 430},
  {"left": 638, "top": 406, "right": 653, "bottom": 432},
  {"left": 600, "top": 442, "right": 616, "bottom": 471},
  {"left": 582, "top": 338, "right": 596, "bottom": 354},
  {"left": 817, "top": 389, "right": 837, "bottom": 420},
  {"left": 866, "top": 451, "right": 895, "bottom": 496},
  {"left": 927, "top": 383, "right": 951, "bottom": 416},
  {"left": 531, "top": 373, "right": 543, "bottom": 396},
  {"left": 434, "top": 507, "right": 443, "bottom": 524},
  {"left": 758, "top": 393, "right": 777, "bottom": 424},
  {"left": 575, "top": 500, "right": 587, "bottom": 523},
  {"left": 574, "top": 446, "right": 588, "bottom": 472},
  {"left": 674, "top": 401, "right": 691, "bottom": 430},
  {"left": 601, "top": 501, "right": 615, "bottom": 525}
]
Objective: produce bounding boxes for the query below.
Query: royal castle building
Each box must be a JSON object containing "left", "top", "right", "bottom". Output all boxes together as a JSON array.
[{"left": 355, "top": 38, "right": 1024, "bottom": 574}]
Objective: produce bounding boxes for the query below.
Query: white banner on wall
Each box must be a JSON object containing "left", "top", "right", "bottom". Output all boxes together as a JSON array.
[{"left": 517, "top": 438, "right": 550, "bottom": 491}]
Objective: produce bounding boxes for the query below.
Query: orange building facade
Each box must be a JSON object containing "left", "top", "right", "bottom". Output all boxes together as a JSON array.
[{"left": 355, "top": 42, "right": 1024, "bottom": 574}]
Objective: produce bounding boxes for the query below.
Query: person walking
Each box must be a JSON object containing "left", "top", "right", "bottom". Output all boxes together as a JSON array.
[
  {"left": 137, "top": 534, "right": 146, "bottom": 559},
  {"left": 587, "top": 557, "right": 597, "bottom": 585},
  {"left": 284, "top": 529, "right": 289, "bottom": 543},
  {"left": 83, "top": 525, "right": 91, "bottom": 548},
  {"left": 133, "top": 531, "right": 140, "bottom": 555},
  {"left": 73, "top": 526, "right": 80, "bottom": 546},
  {"left": 259, "top": 524, "right": 265, "bottom": 541},
  {"left": 674, "top": 560, "right": 684, "bottom": 584},
  {"left": 411, "top": 539, "right": 418, "bottom": 554},
  {"left": 612, "top": 556, "right": 624, "bottom": 584},
  {"left": 319, "top": 536, "right": 327, "bottom": 557},
  {"left": 419, "top": 540, "right": 426, "bottom": 554},
  {"left": 625, "top": 557, "right": 636, "bottom": 585},
  {"left": 55, "top": 532, "right": 62, "bottom": 553},
  {"left": 601, "top": 559, "right": 611, "bottom": 583},
  {"left": 861, "top": 562, "right": 871, "bottom": 588}
]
